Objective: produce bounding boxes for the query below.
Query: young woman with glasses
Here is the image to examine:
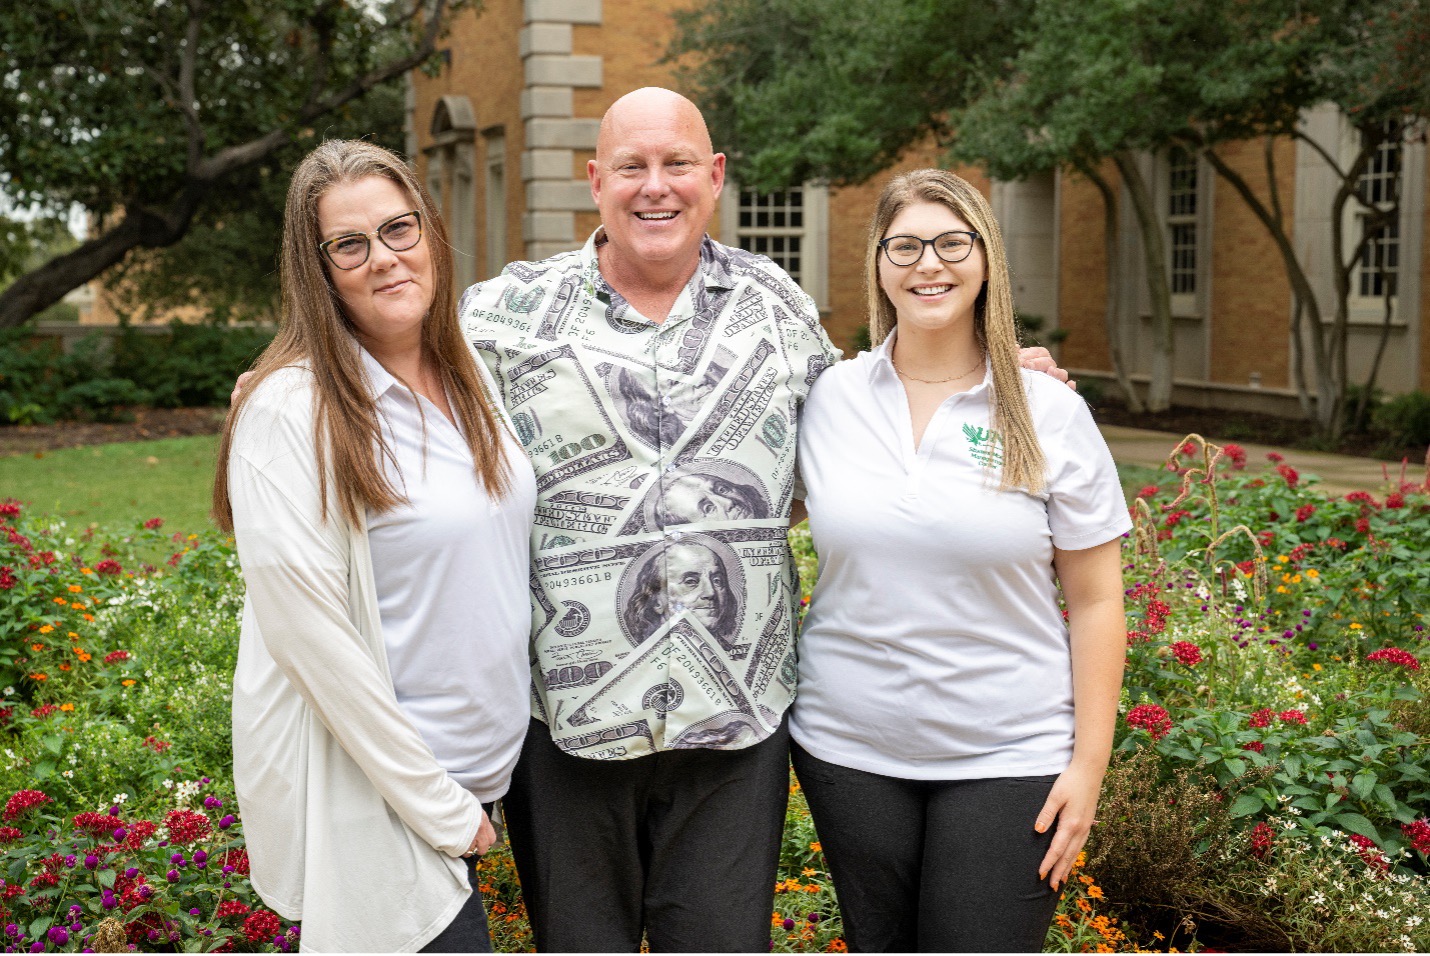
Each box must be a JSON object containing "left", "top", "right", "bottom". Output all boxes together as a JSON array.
[
  {"left": 790, "top": 169, "right": 1129, "bottom": 951},
  {"left": 213, "top": 140, "right": 536, "bottom": 952}
]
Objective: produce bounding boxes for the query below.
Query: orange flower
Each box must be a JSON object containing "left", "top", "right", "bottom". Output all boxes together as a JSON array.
[
  {"left": 70, "top": 603, "right": 85, "bottom": 610},
  {"left": 59, "top": 703, "right": 74, "bottom": 712},
  {"left": 53, "top": 597, "right": 68, "bottom": 605},
  {"left": 38, "top": 625, "right": 53, "bottom": 635},
  {"left": 29, "top": 673, "right": 48, "bottom": 681},
  {"left": 121, "top": 679, "right": 136, "bottom": 687},
  {"left": 804, "top": 884, "right": 819, "bottom": 893},
  {"left": 810, "top": 841, "right": 822, "bottom": 853},
  {"left": 826, "top": 940, "right": 848, "bottom": 953},
  {"left": 81, "top": 568, "right": 93, "bottom": 575},
  {"left": 67, "top": 584, "right": 83, "bottom": 593},
  {"left": 31, "top": 643, "right": 45, "bottom": 652},
  {"left": 68, "top": 632, "right": 78, "bottom": 639},
  {"left": 82, "top": 614, "right": 94, "bottom": 622},
  {"left": 802, "top": 867, "right": 817, "bottom": 877},
  {"left": 1087, "top": 885, "right": 1103, "bottom": 900},
  {"left": 59, "top": 664, "right": 71, "bottom": 671},
  {"left": 78, "top": 653, "right": 91, "bottom": 663}
]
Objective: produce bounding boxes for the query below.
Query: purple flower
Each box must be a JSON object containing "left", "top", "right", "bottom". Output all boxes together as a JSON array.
[
  {"left": 69, "top": 906, "right": 80, "bottom": 916},
  {"left": 222, "top": 865, "right": 234, "bottom": 875},
  {"left": 84, "top": 854, "right": 99, "bottom": 870},
  {"left": 46, "top": 928, "right": 68, "bottom": 946},
  {"left": 189, "top": 909, "right": 201, "bottom": 917},
  {"left": 29, "top": 942, "right": 43, "bottom": 953},
  {"left": 781, "top": 918, "right": 795, "bottom": 931},
  {"left": 137, "top": 885, "right": 153, "bottom": 899},
  {"left": 203, "top": 796, "right": 223, "bottom": 810},
  {"left": 125, "top": 867, "right": 139, "bottom": 879},
  {"left": 112, "top": 828, "right": 127, "bottom": 842},
  {"left": 171, "top": 852, "right": 185, "bottom": 865},
  {"left": 4, "top": 926, "right": 16, "bottom": 938},
  {"left": 218, "top": 814, "right": 236, "bottom": 830},
  {"left": 193, "top": 849, "right": 207, "bottom": 864},
  {"left": 275, "top": 935, "right": 290, "bottom": 951},
  {"left": 166, "top": 869, "right": 180, "bottom": 883},
  {"left": 107, "top": 805, "right": 121, "bottom": 817},
  {"left": 63, "top": 854, "right": 77, "bottom": 868},
  {"left": 101, "top": 896, "right": 117, "bottom": 911},
  {"left": 1308, "top": 642, "right": 1319, "bottom": 651},
  {"left": 808, "top": 913, "right": 822, "bottom": 924}
]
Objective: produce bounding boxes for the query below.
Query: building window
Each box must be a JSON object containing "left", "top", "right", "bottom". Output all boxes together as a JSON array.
[
  {"left": 1355, "top": 123, "right": 1401, "bottom": 301},
  {"left": 1166, "top": 147, "right": 1198, "bottom": 297},
  {"left": 721, "top": 183, "right": 828, "bottom": 310},
  {"left": 484, "top": 130, "right": 506, "bottom": 281}
]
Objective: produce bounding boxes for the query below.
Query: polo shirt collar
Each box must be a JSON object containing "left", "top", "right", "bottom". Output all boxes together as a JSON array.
[{"left": 870, "top": 328, "right": 994, "bottom": 396}]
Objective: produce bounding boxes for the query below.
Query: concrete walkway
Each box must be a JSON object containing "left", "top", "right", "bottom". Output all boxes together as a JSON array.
[{"left": 1100, "top": 424, "right": 1426, "bottom": 497}]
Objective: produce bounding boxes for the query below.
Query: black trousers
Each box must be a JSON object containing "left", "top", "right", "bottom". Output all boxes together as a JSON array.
[
  {"left": 791, "top": 742, "right": 1061, "bottom": 953},
  {"left": 420, "top": 802, "right": 496, "bottom": 953},
  {"left": 503, "top": 716, "right": 792, "bottom": 952}
]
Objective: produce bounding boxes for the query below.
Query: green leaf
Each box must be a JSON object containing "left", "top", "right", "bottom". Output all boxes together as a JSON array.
[
  {"left": 1223, "top": 757, "right": 1248, "bottom": 778},
  {"left": 1229, "top": 794, "right": 1263, "bottom": 818},
  {"left": 33, "top": 760, "right": 56, "bottom": 780},
  {"left": 1283, "top": 754, "right": 1302, "bottom": 778},
  {"left": 1351, "top": 770, "right": 1377, "bottom": 801},
  {"left": 29, "top": 917, "right": 52, "bottom": 939},
  {"left": 1334, "top": 812, "right": 1380, "bottom": 843},
  {"left": 42, "top": 734, "right": 64, "bottom": 756},
  {"left": 99, "top": 867, "right": 116, "bottom": 888}
]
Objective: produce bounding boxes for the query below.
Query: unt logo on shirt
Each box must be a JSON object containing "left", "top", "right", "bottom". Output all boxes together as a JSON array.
[{"left": 962, "top": 423, "right": 1004, "bottom": 468}]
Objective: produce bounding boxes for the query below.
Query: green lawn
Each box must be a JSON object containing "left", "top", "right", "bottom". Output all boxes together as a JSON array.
[{"left": 0, "top": 434, "right": 220, "bottom": 533}]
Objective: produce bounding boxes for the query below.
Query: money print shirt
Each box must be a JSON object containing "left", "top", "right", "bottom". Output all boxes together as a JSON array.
[{"left": 460, "top": 231, "right": 839, "bottom": 761}]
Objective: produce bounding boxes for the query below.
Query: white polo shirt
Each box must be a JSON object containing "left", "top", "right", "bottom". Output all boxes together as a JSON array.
[
  {"left": 362, "top": 349, "right": 537, "bottom": 800},
  {"left": 790, "top": 335, "right": 1130, "bottom": 780}
]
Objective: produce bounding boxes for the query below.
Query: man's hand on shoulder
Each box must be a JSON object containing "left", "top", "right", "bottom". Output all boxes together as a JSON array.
[
  {"left": 231, "top": 370, "right": 255, "bottom": 405},
  {"left": 1017, "top": 347, "right": 1075, "bottom": 390}
]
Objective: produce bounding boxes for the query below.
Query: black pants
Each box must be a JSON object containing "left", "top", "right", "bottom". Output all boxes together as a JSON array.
[
  {"left": 791, "top": 742, "right": 1060, "bottom": 953},
  {"left": 420, "top": 804, "right": 496, "bottom": 953},
  {"left": 503, "top": 716, "right": 792, "bottom": 952}
]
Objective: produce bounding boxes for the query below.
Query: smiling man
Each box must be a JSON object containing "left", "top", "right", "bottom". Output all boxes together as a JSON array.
[{"left": 456, "top": 87, "right": 1064, "bottom": 952}]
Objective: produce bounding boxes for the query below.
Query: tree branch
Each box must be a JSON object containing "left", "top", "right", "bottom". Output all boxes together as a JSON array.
[{"left": 180, "top": 0, "right": 207, "bottom": 172}]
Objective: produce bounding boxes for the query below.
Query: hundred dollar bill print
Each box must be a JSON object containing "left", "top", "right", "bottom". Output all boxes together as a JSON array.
[{"left": 460, "top": 232, "right": 839, "bottom": 760}]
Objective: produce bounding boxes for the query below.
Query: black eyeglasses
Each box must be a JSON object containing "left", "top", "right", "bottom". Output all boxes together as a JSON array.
[
  {"left": 878, "top": 230, "right": 981, "bottom": 267},
  {"left": 318, "top": 210, "right": 423, "bottom": 270}
]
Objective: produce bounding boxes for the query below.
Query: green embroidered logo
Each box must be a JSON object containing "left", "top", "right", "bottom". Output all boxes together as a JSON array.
[{"left": 962, "top": 423, "right": 1004, "bottom": 468}]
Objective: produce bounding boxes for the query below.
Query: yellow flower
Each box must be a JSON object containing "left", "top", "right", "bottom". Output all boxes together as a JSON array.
[
  {"left": 1276, "top": 554, "right": 1289, "bottom": 562},
  {"left": 802, "top": 868, "right": 817, "bottom": 877},
  {"left": 67, "top": 632, "right": 77, "bottom": 639},
  {"left": 1349, "top": 622, "right": 1362, "bottom": 630},
  {"left": 1306, "top": 569, "right": 1320, "bottom": 578},
  {"left": 67, "top": 584, "right": 83, "bottom": 593},
  {"left": 1313, "top": 663, "right": 1322, "bottom": 671},
  {"left": 38, "top": 625, "right": 54, "bottom": 634},
  {"left": 1275, "top": 585, "right": 1290, "bottom": 594},
  {"left": 1291, "top": 574, "right": 1302, "bottom": 584}
]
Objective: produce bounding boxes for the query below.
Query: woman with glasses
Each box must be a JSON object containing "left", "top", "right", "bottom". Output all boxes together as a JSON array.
[
  {"left": 214, "top": 140, "right": 535, "bottom": 952},
  {"left": 790, "top": 169, "right": 1129, "bottom": 951}
]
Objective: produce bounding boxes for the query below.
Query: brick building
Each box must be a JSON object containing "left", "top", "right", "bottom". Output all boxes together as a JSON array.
[{"left": 408, "top": 0, "right": 1429, "bottom": 415}]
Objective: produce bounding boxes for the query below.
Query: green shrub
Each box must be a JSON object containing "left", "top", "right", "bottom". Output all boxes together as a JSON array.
[
  {"left": 109, "top": 322, "right": 273, "bottom": 409},
  {"left": 1373, "top": 390, "right": 1430, "bottom": 448}
]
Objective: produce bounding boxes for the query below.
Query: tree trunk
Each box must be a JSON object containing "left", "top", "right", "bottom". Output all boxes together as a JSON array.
[
  {"left": 1077, "top": 161, "right": 1144, "bottom": 412},
  {"left": 1113, "top": 151, "right": 1174, "bottom": 412}
]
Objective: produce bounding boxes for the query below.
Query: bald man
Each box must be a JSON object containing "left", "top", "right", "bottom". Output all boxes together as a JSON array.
[{"left": 456, "top": 87, "right": 1066, "bottom": 951}]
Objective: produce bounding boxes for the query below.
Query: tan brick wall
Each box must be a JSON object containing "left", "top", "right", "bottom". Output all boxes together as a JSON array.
[
  {"left": 1207, "top": 138, "right": 1294, "bottom": 389},
  {"left": 410, "top": 0, "right": 525, "bottom": 273},
  {"left": 1056, "top": 161, "right": 1115, "bottom": 371}
]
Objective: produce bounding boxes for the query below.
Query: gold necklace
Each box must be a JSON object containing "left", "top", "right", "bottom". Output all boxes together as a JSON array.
[{"left": 891, "top": 343, "right": 985, "bottom": 384}]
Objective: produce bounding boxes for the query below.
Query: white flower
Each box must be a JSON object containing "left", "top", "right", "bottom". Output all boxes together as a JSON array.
[
  {"left": 2, "top": 687, "right": 12, "bottom": 696},
  {"left": 61, "top": 769, "right": 73, "bottom": 778},
  {"left": 162, "top": 780, "right": 174, "bottom": 789}
]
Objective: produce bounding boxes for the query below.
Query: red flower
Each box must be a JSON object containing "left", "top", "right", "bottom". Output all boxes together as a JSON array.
[
  {"left": 1266, "top": 452, "right": 1285, "bottom": 464},
  {"left": 0, "top": 826, "right": 23, "bottom": 842},
  {"left": 1385, "top": 492, "right": 1406, "bottom": 509},
  {"left": 1222, "top": 444, "right": 1247, "bottom": 469},
  {"left": 1180, "top": 442, "right": 1197, "bottom": 457},
  {"left": 1349, "top": 834, "right": 1390, "bottom": 875},
  {"left": 1137, "top": 484, "right": 1160, "bottom": 499},
  {"left": 1275, "top": 464, "right": 1299, "bottom": 488},
  {"left": 164, "top": 809, "right": 212, "bottom": 844},
  {"left": 1126, "top": 704, "right": 1172, "bottom": 741},
  {"left": 1242, "top": 740, "right": 1265, "bottom": 753},
  {"left": 1235, "top": 559, "right": 1256, "bottom": 575},
  {"left": 1248, "top": 708, "right": 1274, "bottom": 729},
  {"left": 215, "top": 900, "right": 252, "bottom": 920},
  {"left": 143, "top": 518, "right": 164, "bottom": 530},
  {"left": 1249, "top": 821, "right": 1275, "bottom": 859},
  {"left": 1344, "top": 491, "right": 1377, "bottom": 506},
  {"left": 242, "top": 911, "right": 282, "bottom": 943},
  {"left": 1355, "top": 517, "right": 1371, "bottom": 534},
  {"left": 0, "top": 566, "right": 15, "bottom": 590},
  {"left": 1366, "top": 647, "right": 1420, "bottom": 670},
  {"left": 0, "top": 502, "right": 19, "bottom": 519},
  {"left": 1402, "top": 819, "right": 1430, "bottom": 855},
  {"left": 1171, "top": 641, "right": 1202, "bottom": 666},
  {"left": 103, "top": 650, "right": 131, "bottom": 665},
  {"left": 1162, "top": 509, "right": 1192, "bottom": 529},
  {"left": 94, "top": 559, "right": 123, "bottom": 576},
  {"left": 30, "top": 704, "right": 58, "bottom": 720},
  {"left": 1294, "top": 504, "right": 1316, "bottom": 522},
  {"left": 144, "top": 736, "right": 172, "bottom": 753},
  {"left": 3, "top": 789, "right": 51, "bottom": 821},
  {"left": 121, "top": 820, "right": 158, "bottom": 851},
  {"left": 219, "top": 848, "right": 251, "bottom": 875},
  {"left": 1277, "top": 709, "right": 1307, "bottom": 725},
  {"left": 72, "top": 812, "right": 117, "bottom": 837}
]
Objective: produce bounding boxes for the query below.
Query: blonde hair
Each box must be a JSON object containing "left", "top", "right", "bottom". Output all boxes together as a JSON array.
[
  {"left": 866, "top": 169, "right": 1045, "bottom": 493},
  {"left": 213, "top": 140, "right": 509, "bottom": 530}
]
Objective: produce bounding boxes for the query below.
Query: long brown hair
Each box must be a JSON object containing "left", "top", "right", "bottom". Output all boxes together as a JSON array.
[
  {"left": 213, "top": 140, "right": 509, "bottom": 530},
  {"left": 866, "top": 169, "right": 1045, "bottom": 493}
]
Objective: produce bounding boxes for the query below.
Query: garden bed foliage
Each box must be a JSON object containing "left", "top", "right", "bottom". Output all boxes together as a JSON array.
[{"left": 0, "top": 437, "right": 1427, "bottom": 952}]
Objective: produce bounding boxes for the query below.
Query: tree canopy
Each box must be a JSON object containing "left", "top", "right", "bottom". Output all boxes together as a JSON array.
[{"left": 0, "top": 0, "right": 465, "bottom": 328}]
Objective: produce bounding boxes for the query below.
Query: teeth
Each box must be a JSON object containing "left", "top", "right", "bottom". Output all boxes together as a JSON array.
[
  {"left": 636, "top": 212, "right": 678, "bottom": 220},
  {"left": 913, "top": 285, "right": 951, "bottom": 296}
]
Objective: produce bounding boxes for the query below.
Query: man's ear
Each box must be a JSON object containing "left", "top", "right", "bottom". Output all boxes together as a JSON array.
[
  {"left": 710, "top": 153, "right": 727, "bottom": 201},
  {"left": 588, "top": 158, "right": 602, "bottom": 206}
]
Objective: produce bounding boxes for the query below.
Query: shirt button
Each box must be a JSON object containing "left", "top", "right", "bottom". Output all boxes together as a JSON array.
[
  {"left": 665, "top": 464, "right": 677, "bottom": 474},
  {"left": 672, "top": 602, "right": 686, "bottom": 613}
]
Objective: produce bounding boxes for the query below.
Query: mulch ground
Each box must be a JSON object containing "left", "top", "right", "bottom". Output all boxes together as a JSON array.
[{"left": 0, "top": 407, "right": 228, "bottom": 457}]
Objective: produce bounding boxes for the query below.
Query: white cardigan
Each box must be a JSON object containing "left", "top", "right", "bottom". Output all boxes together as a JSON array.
[{"left": 229, "top": 366, "right": 484, "bottom": 953}]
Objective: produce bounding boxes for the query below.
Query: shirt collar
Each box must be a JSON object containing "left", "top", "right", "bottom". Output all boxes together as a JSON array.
[
  {"left": 871, "top": 328, "right": 994, "bottom": 395},
  {"left": 580, "top": 227, "right": 736, "bottom": 304},
  {"left": 358, "top": 345, "right": 401, "bottom": 401}
]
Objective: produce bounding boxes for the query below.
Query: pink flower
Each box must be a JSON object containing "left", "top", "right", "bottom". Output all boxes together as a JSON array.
[
  {"left": 1171, "top": 641, "right": 1203, "bottom": 666},
  {"left": 1366, "top": 647, "right": 1421, "bottom": 671},
  {"left": 1126, "top": 704, "right": 1172, "bottom": 741}
]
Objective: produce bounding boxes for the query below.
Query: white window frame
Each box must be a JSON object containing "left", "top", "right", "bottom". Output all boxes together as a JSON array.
[
  {"left": 1153, "top": 146, "right": 1209, "bottom": 319},
  {"left": 484, "top": 128, "right": 507, "bottom": 282},
  {"left": 719, "top": 181, "right": 828, "bottom": 312},
  {"left": 1345, "top": 120, "right": 1404, "bottom": 324}
]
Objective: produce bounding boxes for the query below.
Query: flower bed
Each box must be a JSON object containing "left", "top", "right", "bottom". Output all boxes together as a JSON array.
[{"left": 2, "top": 436, "right": 1428, "bottom": 952}]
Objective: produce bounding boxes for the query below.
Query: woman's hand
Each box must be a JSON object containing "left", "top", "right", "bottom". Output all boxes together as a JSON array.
[
  {"left": 1033, "top": 760, "right": 1106, "bottom": 890},
  {"left": 464, "top": 810, "right": 497, "bottom": 859}
]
